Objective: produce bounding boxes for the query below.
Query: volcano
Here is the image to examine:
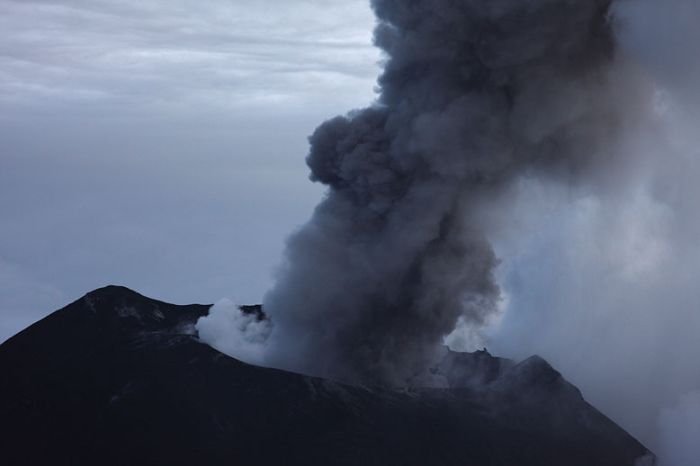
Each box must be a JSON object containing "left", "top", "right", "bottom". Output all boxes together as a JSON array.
[{"left": 0, "top": 286, "right": 653, "bottom": 465}]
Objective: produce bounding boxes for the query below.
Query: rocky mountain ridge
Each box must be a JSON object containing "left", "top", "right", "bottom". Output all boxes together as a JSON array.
[{"left": 0, "top": 286, "right": 654, "bottom": 465}]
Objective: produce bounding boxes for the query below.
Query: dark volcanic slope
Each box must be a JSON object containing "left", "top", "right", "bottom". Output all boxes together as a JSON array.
[{"left": 0, "top": 286, "right": 652, "bottom": 466}]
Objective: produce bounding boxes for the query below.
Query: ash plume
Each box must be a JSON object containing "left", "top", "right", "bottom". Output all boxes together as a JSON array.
[{"left": 260, "top": 0, "right": 634, "bottom": 385}]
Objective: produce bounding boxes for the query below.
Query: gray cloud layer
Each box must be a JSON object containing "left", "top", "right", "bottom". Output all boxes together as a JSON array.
[
  {"left": 0, "top": 0, "right": 378, "bottom": 341},
  {"left": 0, "top": 0, "right": 377, "bottom": 112}
]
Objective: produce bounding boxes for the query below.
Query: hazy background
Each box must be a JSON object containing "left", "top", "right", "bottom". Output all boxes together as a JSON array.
[{"left": 0, "top": 0, "right": 379, "bottom": 340}]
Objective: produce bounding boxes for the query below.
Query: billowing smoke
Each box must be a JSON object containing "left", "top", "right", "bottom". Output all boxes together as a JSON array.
[
  {"left": 256, "top": 0, "right": 644, "bottom": 385},
  {"left": 196, "top": 0, "right": 700, "bottom": 461}
]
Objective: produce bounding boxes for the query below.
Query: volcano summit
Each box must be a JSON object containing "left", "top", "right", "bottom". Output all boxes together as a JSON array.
[{"left": 0, "top": 287, "right": 653, "bottom": 465}]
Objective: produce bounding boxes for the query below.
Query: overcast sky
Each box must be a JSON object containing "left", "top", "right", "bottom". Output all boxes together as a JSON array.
[{"left": 0, "top": 0, "right": 379, "bottom": 341}]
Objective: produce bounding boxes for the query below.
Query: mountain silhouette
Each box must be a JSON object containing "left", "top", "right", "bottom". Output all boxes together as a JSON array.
[{"left": 0, "top": 286, "right": 653, "bottom": 465}]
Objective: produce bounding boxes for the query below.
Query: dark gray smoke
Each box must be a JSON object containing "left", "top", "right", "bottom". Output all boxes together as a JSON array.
[{"left": 260, "top": 0, "right": 631, "bottom": 385}]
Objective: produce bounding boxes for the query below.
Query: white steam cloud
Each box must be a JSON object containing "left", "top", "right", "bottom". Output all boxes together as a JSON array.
[{"left": 196, "top": 299, "right": 271, "bottom": 365}]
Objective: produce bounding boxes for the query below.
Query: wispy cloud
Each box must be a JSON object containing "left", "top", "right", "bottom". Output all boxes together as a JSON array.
[{"left": 0, "top": 0, "right": 379, "bottom": 112}]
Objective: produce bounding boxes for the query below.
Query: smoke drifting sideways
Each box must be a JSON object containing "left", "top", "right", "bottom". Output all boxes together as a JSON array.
[
  {"left": 254, "top": 0, "right": 646, "bottom": 386},
  {"left": 458, "top": 0, "right": 700, "bottom": 460}
]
